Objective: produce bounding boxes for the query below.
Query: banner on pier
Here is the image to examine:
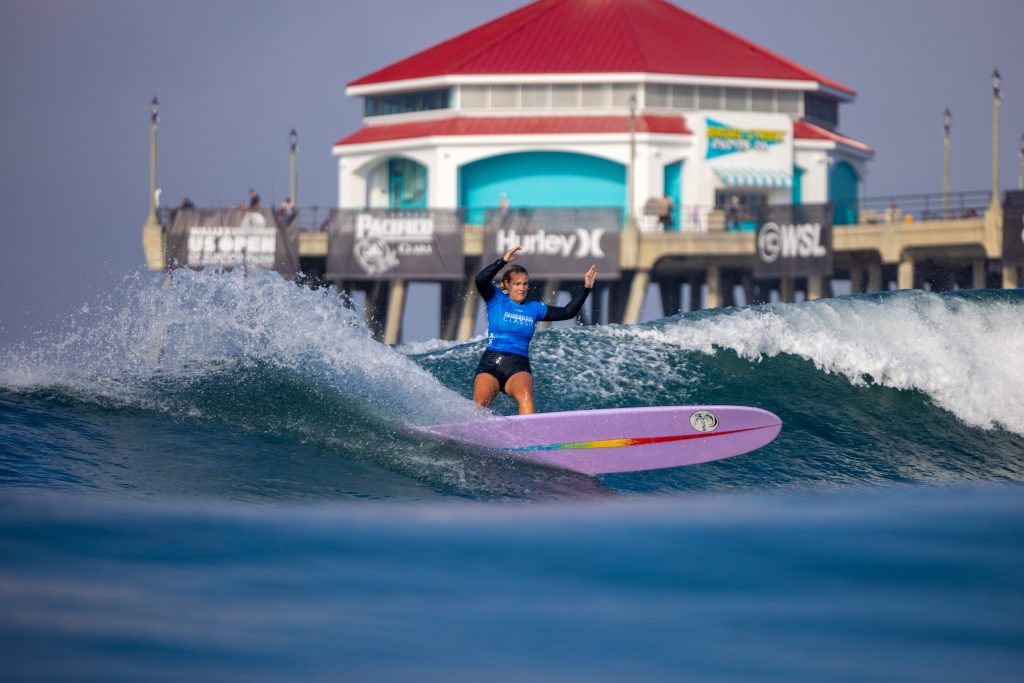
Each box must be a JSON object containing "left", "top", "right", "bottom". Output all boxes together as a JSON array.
[
  {"left": 165, "top": 208, "right": 300, "bottom": 276},
  {"left": 1003, "top": 191, "right": 1024, "bottom": 267},
  {"left": 753, "top": 203, "right": 833, "bottom": 279},
  {"left": 325, "top": 209, "right": 463, "bottom": 280},
  {"left": 481, "top": 207, "right": 621, "bottom": 279}
]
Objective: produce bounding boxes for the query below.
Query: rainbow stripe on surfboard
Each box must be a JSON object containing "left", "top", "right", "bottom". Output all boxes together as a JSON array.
[{"left": 508, "top": 425, "right": 773, "bottom": 451}]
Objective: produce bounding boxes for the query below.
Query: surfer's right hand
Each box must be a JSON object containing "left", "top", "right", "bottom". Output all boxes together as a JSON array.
[{"left": 502, "top": 246, "right": 522, "bottom": 262}]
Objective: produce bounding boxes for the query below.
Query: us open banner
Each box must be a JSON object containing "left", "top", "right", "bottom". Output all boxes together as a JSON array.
[
  {"left": 481, "top": 208, "right": 621, "bottom": 279},
  {"left": 1002, "top": 191, "right": 1024, "bottom": 267},
  {"left": 165, "top": 208, "right": 300, "bottom": 276},
  {"left": 325, "top": 209, "right": 463, "bottom": 281},
  {"left": 753, "top": 203, "right": 833, "bottom": 278}
]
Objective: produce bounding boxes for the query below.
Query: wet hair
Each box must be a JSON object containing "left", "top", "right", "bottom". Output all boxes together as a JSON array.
[{"left": 499, "top": 264, "right": 529, "bottom": 292}]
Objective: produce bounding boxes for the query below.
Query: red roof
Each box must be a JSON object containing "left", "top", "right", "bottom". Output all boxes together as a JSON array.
[
  {"left": 334, "top": 115, "right": 692, "bottom": 147},
  {"left": 350, "top": 0, "right": 854, "bottom": 97},
  {"left": 794, "top": 120, "right": 874, "bottom": 155}
]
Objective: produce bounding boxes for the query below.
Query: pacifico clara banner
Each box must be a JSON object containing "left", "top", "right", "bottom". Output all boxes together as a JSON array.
[
  {"left": 325, "top": 209, "right": 464, "bottom": 280},
  {"left": 165, "top": 208, "right": 300, "bottom": 276}
]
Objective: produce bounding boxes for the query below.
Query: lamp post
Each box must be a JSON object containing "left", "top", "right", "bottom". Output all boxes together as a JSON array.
[
  {"left": 943, "top": 108, "right": 951, "bottom": 216},
  {"left": 990, "top": 69, "right": 1001, "bottom": 210},
  {"left": 1018, "top": 133, "right": 1023, "bottom": 190},
  {"left": 289, "top": 128, "right": 298, "bottom": 205},
  {"left": 147, "top": 96, "right": 159, "bottom": 226},
  {"left": 626, "top": 93, "right": 637, "bottom": 230}
]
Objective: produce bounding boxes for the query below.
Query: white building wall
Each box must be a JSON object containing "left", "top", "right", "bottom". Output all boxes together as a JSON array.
[
  {"left": 794, "top": 145, "right": 830, "bottom": 204},
  {"left": 333, "top": 124, "right": 852, "bottom": 223}
]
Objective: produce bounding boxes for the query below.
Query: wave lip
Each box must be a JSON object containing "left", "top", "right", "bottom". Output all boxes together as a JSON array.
[{"left": 623, "top": 290, "right": 1024, "bottom": 436}]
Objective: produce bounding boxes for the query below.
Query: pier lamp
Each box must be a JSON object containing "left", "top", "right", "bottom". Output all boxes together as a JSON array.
[
  {"left": 943, "top": 108, "right": 951, "bottom": 216},
  {"left": 991, "top": 69, "right": 1001, "bottom": 209},
  {"left": 1018, "top": 134, "right": 1023, "bottom": 190},
  {"left": 147, "top": 96, "right": 160, "bottom": 226},
  {"left": 289, "top": 128, "right": 298, "bottom": 206}
]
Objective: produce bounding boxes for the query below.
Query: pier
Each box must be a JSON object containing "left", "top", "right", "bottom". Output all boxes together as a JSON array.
[{"left": 143, "top": 190, "right": 1021, "bottom": 345}]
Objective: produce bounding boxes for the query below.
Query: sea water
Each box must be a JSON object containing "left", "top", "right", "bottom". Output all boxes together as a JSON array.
[{"left": 1, "top": 268, "right": 1022, "bottom": 682}]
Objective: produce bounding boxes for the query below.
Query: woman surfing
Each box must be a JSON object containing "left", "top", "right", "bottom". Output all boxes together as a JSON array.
[{"left": 473, "top": 245, "right": 597, "bottom": 414}]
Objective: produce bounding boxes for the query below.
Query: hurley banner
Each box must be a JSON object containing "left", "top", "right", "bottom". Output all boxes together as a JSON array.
[
  {"left": 481, "top": 208, "right": 621, "bottom": 279},
  {"left": 165, "top": 208, "right": 300, "bottom": 276},
  {"left": 325, "top": 209, "right": 463, "bottom": 281},
  {"left": 753, "top": 203, "right": 833, "bottom": 279},
  {"left": 1002, "top": 191, "right": 1024, "bottom": 267}
]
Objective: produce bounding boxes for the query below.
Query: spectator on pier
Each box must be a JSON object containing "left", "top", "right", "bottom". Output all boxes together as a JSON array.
[
  {"left": 727, "top": 196, "right": 742, "bottom": 231},
  {"left": 659, "top": 195, "right": 674, "bottom": 229},
  {"left": 884, "top": 200, "right": 902, "bottom": 224},
  {"left": 179, "top": 196, "right": 195, "bottom": 209}
]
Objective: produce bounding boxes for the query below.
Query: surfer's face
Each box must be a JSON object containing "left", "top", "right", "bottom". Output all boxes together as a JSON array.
[{"left": 507, "top": 273, "right": 529, "bottom": 303}]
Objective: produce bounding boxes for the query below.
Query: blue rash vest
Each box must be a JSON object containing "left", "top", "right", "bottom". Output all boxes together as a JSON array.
[{"left": 484, "top": 289, "right": 547, "bottom": 356}]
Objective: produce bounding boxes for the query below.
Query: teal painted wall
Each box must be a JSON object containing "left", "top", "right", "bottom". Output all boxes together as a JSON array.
[
  {"left": 792, "top": 166, "right": 804, "bottom": 206},
  {"left": 460, "top": 151, "right": 625, "bottom": 223},
  {"left": 830, "top": 161, "right": 859, "bottom": 225},
  {"left": 663, "top": 161, "right": 682, "bottom": 230}
]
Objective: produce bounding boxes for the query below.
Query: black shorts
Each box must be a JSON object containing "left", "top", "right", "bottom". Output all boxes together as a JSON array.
[{"left": 475, "top": 350, "right": 532, "bottom": 392}]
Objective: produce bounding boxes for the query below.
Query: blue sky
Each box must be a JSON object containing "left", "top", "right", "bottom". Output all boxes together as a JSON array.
[{"left": 1, "top": 0, "right": 1022, "bottom": 343}]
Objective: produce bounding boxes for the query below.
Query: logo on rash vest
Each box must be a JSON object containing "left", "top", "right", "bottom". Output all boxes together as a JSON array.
[{"left": 502, "top": 312, "right": 534, "bottom": 326}]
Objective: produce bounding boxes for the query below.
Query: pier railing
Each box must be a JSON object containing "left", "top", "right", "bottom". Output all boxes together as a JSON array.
[
  {"left": 155, "top": 189, "right": 995, "bottom": 234},
  {"left": 836, "top": 189, "right": 991, "bottom": 225}
]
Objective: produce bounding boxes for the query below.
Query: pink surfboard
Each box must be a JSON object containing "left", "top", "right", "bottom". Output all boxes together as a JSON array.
[{"left": 418, "top": 405, "right": 782, "bottom": 475}]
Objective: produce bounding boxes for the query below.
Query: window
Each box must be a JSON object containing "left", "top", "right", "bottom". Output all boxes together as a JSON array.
[
  {"left": 365, "top": 88, "right": 452, "bottom": 116},
  {"left": 612, "top": 84, "right": 637, "bottom": 107},
  {"left": 552, "top": 84, "right": 579, "bottom": 108},
  {"left": 672, "top": 84, "right": 696, "bottom": 109},
  {"left": 725, "top": 87, "right": 748, "bottom": 111},
  {"left": 645, "top": 83, "right": 669, "bottom": 108},
  {"left": 804, "top": 94, "right": 839, "bottom": 127},
  {"left": 698, "top": 86, "right": 722, "bottom": 110},
  {"left": 581, "top": 84, "right": 607, "bottom": 107},
  {"left": 777, "top": 90, "right": 801, "bottom": 115},
  {"left": 491, "top": 85, "right": 518, "bottom": 108},
  {"left": 460, "top": 86, "right": 487, "bottom": 109},
  {"left": 522, "top": 84, "right": 548, "bottom": 108},
  {"left": 751, "top": 89, "right": 774, "bottom": 112}
]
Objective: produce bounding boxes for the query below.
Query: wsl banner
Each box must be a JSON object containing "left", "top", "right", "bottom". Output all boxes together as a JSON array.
[
  {"left": 325, "top": 209, "right": 463, "bottom": 281},
  {"left": 166, "top": 208, "right": 300, "bottom": 276},
  {"left": 481, "top": 208, "right": 621, "bottom": 279},
  {"left": 754, "top": 204, "right": 833, "bottom": 279},
  {"left": 1003, "top": 191, "right": 1024, "bottom": 267}
]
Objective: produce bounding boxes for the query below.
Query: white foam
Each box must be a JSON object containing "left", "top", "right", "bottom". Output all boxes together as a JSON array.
[
  {"left": 628, "top": 291, "right": 1024, "bottom": 435},
  {"left": 0, "top": 268, "right": 479, "bottom": 426}
]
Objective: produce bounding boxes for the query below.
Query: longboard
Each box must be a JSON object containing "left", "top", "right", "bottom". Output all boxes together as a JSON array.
[{"left": 418, "top": 405, "right": 781, "bottom": 475}]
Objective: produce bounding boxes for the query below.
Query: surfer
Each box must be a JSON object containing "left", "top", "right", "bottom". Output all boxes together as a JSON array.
[{"left": 473, "top": 245, "right": 597, "bottom": 414}]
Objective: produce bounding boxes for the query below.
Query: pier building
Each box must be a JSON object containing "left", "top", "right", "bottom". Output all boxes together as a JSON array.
[{"left": 333, "top": 0, "right": 872, "bottom": 230}]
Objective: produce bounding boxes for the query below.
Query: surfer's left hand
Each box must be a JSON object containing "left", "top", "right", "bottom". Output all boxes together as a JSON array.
[{"left": 583, "top": 265, "right": 597, "bottom": 289}]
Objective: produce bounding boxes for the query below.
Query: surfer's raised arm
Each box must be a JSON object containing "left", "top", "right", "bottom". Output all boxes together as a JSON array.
[
  {"left": 474, "top": 246, "right": 523, "bottom": 302},
  {"left": 543, "top": 265, "right": 597, "bottom": 322},
  {"left": 471, "top": 247, "right": 596, "bottom": 415}
]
